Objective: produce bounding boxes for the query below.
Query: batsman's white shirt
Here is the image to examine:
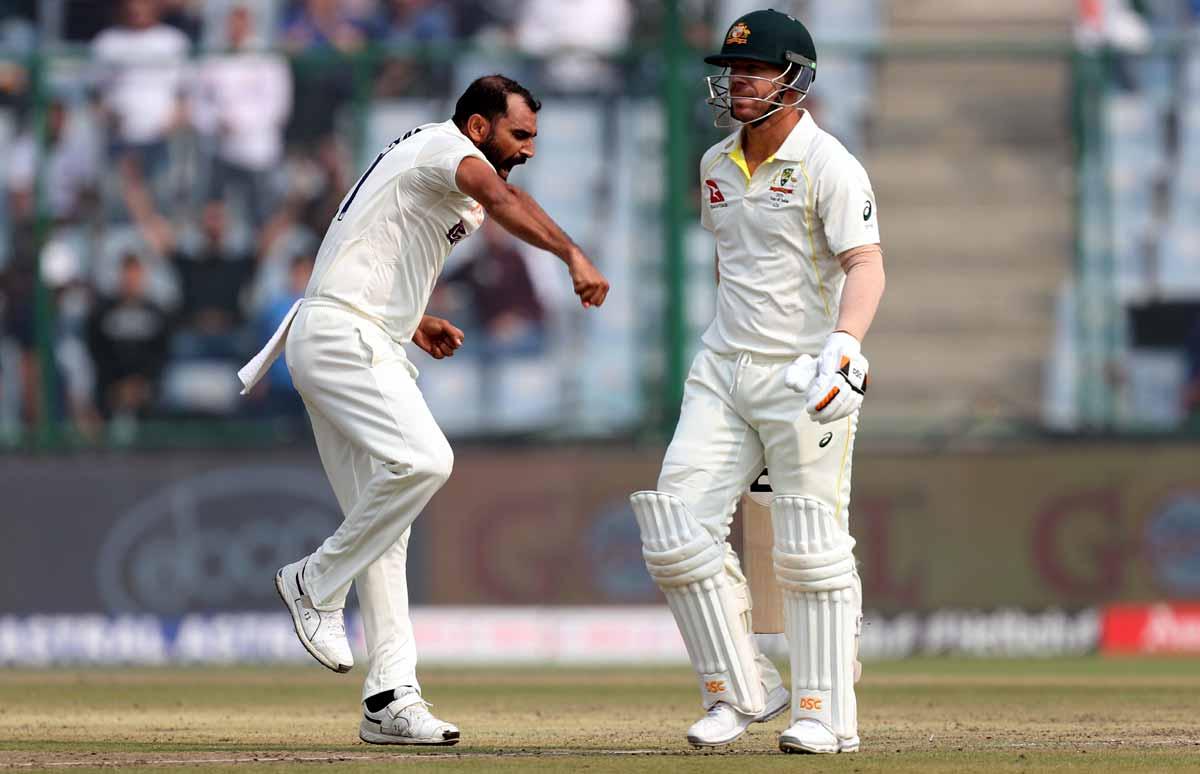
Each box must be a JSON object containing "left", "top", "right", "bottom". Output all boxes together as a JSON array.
[{"left": 699, "top": 109, "right": 879, "bottom": 357}]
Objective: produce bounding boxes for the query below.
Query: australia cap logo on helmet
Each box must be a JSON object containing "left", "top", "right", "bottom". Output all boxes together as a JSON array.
[{"left": 725, "top": 21, "right": 751, "bottom": 45}]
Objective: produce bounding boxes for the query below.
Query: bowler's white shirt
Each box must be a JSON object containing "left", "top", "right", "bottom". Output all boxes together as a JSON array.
[
  {"left": 304, "top": 121, "right": 490, "bottom": 343},
  {"left": 699, "top": 110, "right": 880, "bottom": 357}
]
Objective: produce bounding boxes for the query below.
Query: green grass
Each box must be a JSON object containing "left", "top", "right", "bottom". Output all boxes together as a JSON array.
[{"left": 1, "top": 659, "right": 1199, "bottom": 771}]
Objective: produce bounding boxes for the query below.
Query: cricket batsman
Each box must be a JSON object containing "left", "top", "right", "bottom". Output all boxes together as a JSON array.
[
  {"left": 237, "top": 75, "right": 608, "bottom": 745},
  {"left": 629, "top": 9, "right": 885, "bottom": 753}
]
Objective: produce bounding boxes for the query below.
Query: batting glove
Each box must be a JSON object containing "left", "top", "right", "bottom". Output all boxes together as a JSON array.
[{"left": 805, "top": 331, "right": 870, "bottom": 424}]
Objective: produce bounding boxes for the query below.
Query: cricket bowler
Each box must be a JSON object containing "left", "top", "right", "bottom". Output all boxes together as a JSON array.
[
  {"left": 629, "top": 9, "right": 885, "bottom": 753},
  {"left": 237, "top": 75, "right": 608, "bottom": 745}
]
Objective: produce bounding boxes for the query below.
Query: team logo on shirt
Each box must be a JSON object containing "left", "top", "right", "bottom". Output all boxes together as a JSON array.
[
  {"left": 768, "top": 167, "right": 796, "bottom": 207},
  {"left": 446, "top": 220, "right": 467, "bottom": 244},
  {"left": 769, "top": 167, "right": 795, "bottom": 194},
  {"left": 705, "top": 179, "right": 728, "bottom": 208}
]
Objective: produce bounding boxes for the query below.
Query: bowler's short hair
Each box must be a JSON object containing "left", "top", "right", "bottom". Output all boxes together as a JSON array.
[{"left": 452, "top": 75, "right": 541, "bottom": 130}]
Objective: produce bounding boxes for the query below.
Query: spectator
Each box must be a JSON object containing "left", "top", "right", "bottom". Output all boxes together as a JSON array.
[
  {"left": 0, "top": 233, "right": 36, "bottom": 427},
  {"left": 172, "top": 200, "right": 254, "bottom": 351},
  {"left": 41, "top": 240, "right": 103, "bottom": 439},
  {"left": 281, "top": 0, "right": 368, "bottom": 149},
  {"left": 193, "top": 4, "right": 292, "bottom": 225},
  {"left": 515, "top": 0, "right": 632, "bottom": 93},
  {"left": 0, "top": 0, "right": 33, "bottom": 113},
  {"left": 85, "top": 253, "right": 170, "bottom": 421},
  {"left": 373, "top": 0, "right": 457, "bottom": 96},
  {"left": 92, "top": 0, "right": 191, "bottom": 254},
  {"left": 376, "top": 0, "right": 456, "bottom": 42},
  {"left": 250, "top": 253, "right": 312, "bottom": 417},
  {"left": 453, "top": 0, "right": 519, "bottom": 40},
  {"left": 6, "top": 99, "right": 100, "bottom": 226},
  {"left": 1186, "top": 314, "right": 1200, "bottom": 420},
  {"left": 281, "top": 0, "right": 370, "bottom": 52}
]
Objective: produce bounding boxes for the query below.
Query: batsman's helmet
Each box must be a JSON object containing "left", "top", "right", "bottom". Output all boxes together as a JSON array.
[{"left": 704, "top": 9, "right": 817, "bottom": 128}]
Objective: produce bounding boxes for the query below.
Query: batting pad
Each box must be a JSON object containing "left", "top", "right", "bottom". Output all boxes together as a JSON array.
[
  {"left": 771, "top": 496, "right": 860, "bottom": 741},
  {"left": 631, "top": 490, "right": 766, "bottom": 715}
]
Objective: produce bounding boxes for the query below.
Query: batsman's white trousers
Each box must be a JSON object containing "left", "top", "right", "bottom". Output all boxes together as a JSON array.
[
  {"left": 659, "top": 348, "right": 858, "bottom": 562},
  {"left": 285, "top": 300, "right": 453, "bottom": 700}
]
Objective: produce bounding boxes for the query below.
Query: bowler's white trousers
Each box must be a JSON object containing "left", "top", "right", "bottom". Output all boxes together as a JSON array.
[
  {"left": 659, "top": 348, "right": 858, "bottom": 594},
  {"left": 285, "top": 301, "right": 453, "bottom": 700}
]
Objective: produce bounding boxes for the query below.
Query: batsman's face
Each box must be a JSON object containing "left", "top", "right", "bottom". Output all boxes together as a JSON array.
[
  {"left": 729, "top": 61, "right": 789, "bottom": 122},
  {"left": 480, "top": 94, "right": 537, "bottom": 180}
]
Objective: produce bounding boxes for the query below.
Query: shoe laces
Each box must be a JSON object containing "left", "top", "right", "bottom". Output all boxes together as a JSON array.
[
  {"left": 398, "top": 698, "right": 433, "bottom": 714},
  {"left": 323, "top": 609, "right": 346, "bottom": 639}
]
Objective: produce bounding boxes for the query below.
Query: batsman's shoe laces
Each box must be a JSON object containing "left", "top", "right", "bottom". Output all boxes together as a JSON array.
[
  {"left": 779, "top": 718, "right": 859, "bottom": 754},
  {"left": 359, "top": 689, "right": 460, "bottom": 745},
  {"left": 275, "top": 558, "right": 353, "bottom": 673}
]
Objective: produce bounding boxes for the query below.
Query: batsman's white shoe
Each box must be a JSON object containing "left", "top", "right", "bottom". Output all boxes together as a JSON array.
[
  {"left": 755, "top": 684, "right": 790, "bottom": 723},
  {"left": 779, "top": 718, "right": 859, "bottom": 755},
  {"left": 274, "top": 558, "right": 353, "bottom": 673},
  {"left": 686, "top": 685, "right": 790, "bottom": 747},
  {"left": 359, "top": 689, "right": 460, "bottom": 746}
]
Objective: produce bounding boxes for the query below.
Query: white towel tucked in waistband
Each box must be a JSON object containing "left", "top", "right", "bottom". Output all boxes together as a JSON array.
[{"left": 237, "top": 298, "right": 303, "bottom": 395}]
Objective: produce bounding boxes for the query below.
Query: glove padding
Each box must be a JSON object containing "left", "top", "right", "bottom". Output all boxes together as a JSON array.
[{"left": 802, "top": 332, "right": 870, "bottom": 424}]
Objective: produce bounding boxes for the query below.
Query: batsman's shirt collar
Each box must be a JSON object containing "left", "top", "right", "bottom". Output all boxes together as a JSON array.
[{"left": 721, "top": 109, "right": 818, "bottom": 177}]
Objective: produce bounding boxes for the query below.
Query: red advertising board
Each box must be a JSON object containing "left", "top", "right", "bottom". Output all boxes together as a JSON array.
[{"left": 1101, "top": 603, "right": 1200, "bottom": 654}]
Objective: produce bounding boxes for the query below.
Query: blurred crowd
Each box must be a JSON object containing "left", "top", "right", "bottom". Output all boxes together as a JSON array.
[
  {"left": 0, "top": 0, "right": 883, "bottom": 442},
  {"left": 1072, "top": 0, "right": 1200, "bottom": 425},
  {"left": 0, "top": 0, "right": 664, "bottom": 441}
]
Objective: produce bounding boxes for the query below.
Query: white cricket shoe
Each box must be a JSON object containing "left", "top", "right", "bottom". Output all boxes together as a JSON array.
[
  {"left": 779, "top": 718, "right": 859, "bottom": 754},
  {"left": 359, "top": 689, "right": 460, "bottom": 746},
  {"left": 686, "top": 684, "right": 790, "bottom": 747},
  {"left": 274, "top": 558, "right": 353, "bottom": 673},
  {"left": 755, "top": 684, "right": 791, "bottom": 723}
]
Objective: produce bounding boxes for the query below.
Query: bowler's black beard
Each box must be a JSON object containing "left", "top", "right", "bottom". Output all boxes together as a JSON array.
[{"left": 480, "top": 131, "right": 525, "bottom": 177}]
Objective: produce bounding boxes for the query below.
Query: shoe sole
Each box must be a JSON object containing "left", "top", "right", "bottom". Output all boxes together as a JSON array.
[
  {"left": 359, "top": 720, "right": 460, "bottom": 746},
  {"left": 275, "top": 568, "right": 352, "bottom": 674},
  {"left": 687, "top": 729, "right": 746, "bottom": 748}
]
